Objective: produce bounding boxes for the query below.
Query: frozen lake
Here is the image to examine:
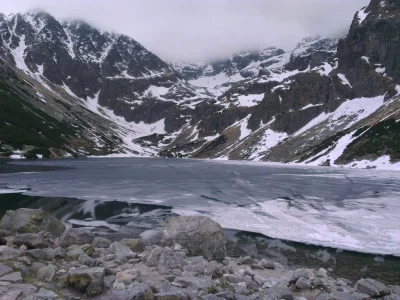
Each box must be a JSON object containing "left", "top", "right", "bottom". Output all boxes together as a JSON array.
[{"left": 0, "top": 157, "right": 399, "bottom": 256}]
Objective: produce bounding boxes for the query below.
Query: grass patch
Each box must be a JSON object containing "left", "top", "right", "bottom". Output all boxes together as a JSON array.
[{"left": 339, "top": 118, "right": 400, "bottom": 162}]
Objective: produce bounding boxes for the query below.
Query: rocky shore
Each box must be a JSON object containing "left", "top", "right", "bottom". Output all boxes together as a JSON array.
[{"left": 0, "top": 208, "right": 397, "bottom": 300}]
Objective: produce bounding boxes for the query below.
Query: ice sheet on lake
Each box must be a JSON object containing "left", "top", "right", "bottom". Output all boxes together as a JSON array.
[{"left": 174, "top": 194, "right": 400, "bottom": 256}]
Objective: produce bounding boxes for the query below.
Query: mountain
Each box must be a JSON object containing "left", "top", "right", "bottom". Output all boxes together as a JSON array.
[{"left": 0, "top": 0, "right": 399, "bottom": 169}]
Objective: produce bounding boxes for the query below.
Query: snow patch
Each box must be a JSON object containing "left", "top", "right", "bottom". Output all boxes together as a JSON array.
[
  {"left": 10, "top": 35, "right": 29, "bottom": 73},
  {"left": 249, "top": 128, "right": 288, "bottom": 161},
  {"left": 361, "top": 56, "right": 370, "bottom": 63},
  {"left": 143, "top": 85, "right": 169, "bottom": 98},
  {"left": 294, "top": 95, "right": 385, "bottom": 136},
  {"left": 235, "top": 94, "right": 264, "bottom": 107},
  {"left": 357, "top": 7, "right": 370, "bottom": 24},
  {"left": 300, "top": 103, "right": 323, "bottom": 110},
  {"left": 345, "top": 155, "right": 400, "bottom": 170},
  {"left": 337, "top": 73, "right": 352, "bottom": 87},
  {"left": 375, "top": 67, "right": 386, "bottom": 74}
]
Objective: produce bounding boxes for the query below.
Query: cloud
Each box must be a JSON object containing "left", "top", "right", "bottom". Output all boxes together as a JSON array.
[{"left": 1, "top": 0, "right": 369, "bottom": 62}]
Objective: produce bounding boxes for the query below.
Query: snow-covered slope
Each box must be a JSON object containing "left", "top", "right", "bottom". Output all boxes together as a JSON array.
[{"left": 1, "top": 2, "right": 399, "bottom": 170}]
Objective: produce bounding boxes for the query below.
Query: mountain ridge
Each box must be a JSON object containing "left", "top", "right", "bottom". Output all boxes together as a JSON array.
[{"left": 0, "top": 1, "right": 399, "bottom": 169}]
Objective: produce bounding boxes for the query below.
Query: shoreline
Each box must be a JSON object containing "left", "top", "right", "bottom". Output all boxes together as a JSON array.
[
  {"left": 0, "top": 208, "right": 398, "bottom": 299},
  {"left": 2, "top": 154, "right": 400, "bottom": 171},
  {"left": 0, "top": 193, "right": 399, "bottom": 288}
]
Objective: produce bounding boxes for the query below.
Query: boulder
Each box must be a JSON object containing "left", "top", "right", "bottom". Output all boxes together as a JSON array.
[
  {"left": 254, "top": 275, "right": 266, "bottom": 286},
  {"left": 290, "top": 268, "right": 313, "bottom": 284},
  {"left": 97, "top": 283, "right": 154, "bottom": 299},
  {"left": 162, "top": 216, "right": 226, "bottom": 260},
  {"left": 267, "top": 285, "right": 293, "bottom": 300},
  {"left": 155, "top": 291, "right": 190, "bottom": 300},
  {"left": 36, "top": 264, "right": 56, "bottom": 282},
  {"left": 224, "top": 274, "right": 240, "bottom": 284},
  {"left": 2, "top": 290, "right": 22, "bottom": 300},
  {"left": 172, "top": 277, "right": 214, "bottom": 289},
  {"left": 330, "top": 291, "right": 371, "bottom": 300},
  {"left": 147, "top": 246, "right": 164, "bottom": 267},
  {"left": 68, "top": 267, "right": 105, "bottom": 296},
  {"left": 158, "top": 249, "right": 186, "bottom": 273},
  {"left": 356, "top": 278, "right": 390, "bottom": 297},
  {"left": 259, "top": 258, "right": 276, "bottom": 269},
  {"left": 120, "top": 238, "right": 145, "bottom": 252},
  {"left": 0, "top": 272, "right": 23, "bottom": 283},
  {"left": 0, "top": 209, "right": 65, "bottom": 237},
  {"left": 35, "top": 287, "right": 58, "bottom": 300},
  {"left": 66, "top": 248, "right": 86, "bottom": 260},
  {"left": 81, "top": 244, "right": 95, "bottom": 256},
  {"left": 296, "top": 277, "right": 312, "bottom": 290},
  {"left": 113, "top": 269, "right": 142, "bottom": 286},
  {"left": 60, "top": 228, "right": 95, "bottom": 247},
  {"left": 92, "top": 237, "right": 112, "bottom": 248},
  {"left": 0, "top": 263, "right": 13, "bottom": 277},
  {"left": 13, "top": 233, "right": 47, "bottom": 249},
  {"left": 0, "top": 246, "right": 21, "bottom": 259}
]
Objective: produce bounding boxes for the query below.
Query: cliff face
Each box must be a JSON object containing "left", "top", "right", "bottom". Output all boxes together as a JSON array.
[{"left": 0, "top": 1, "right": 399, "bottom": 168}]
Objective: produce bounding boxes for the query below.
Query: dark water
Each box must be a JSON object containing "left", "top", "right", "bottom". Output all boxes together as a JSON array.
[{"left": 0, "top": 158, "right": 399, "bottom": 284}]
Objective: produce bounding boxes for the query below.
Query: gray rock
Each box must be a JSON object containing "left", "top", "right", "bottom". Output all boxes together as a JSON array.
[
  {"left": 66, "top": 248, "right": 85, "bottom": 260},
  {"left": 295, "top": 277, "right": 311, "bottom": 290},
  {"left": 244, "top": 268, "right": 255, "bottom": 278},
  {"left": 46, "top": 247, "right": 64, "bottom": 260},
  {"left": 110, "top": 241, "right": 135, "bottom": 260},
  {"left": 37, "top": 264, "right": 56, "bottom": 282},
  {"left": 389, "top": 286, "right": 400, "bottom": 295},
  {"left": 224, "top": 274, "right": 240, "bottom": 284},
  {"left": 330, "top": 291, "right": 371, "bottom": 300},
  {"left": 290, "top": 268, "right": 313, "bottom": 284},
  {"left": 315, "top": 293, "right": 331, "bottom": 300},
  {"left": 12, "top": 233, "right": 48, "bottom": 249},
  {"left": 316, "top": 268, "right": 329, "bottom": 278},
  {"left": 92, "top": 236, "right": 112, "bottom": 248},
  {"left": 202, "top": 295, "right": 225, "bottom": 300},
  {"left": 0, "top": 263, "right": 13, "bottom": 277},
  {"left": 114, "top": 269, "right": 142, "bottom": 286},
  {"left": 259, "top": 258, "right": 275, "bottom": 269},
  {"left": 158, "top": 249, "right": 186, "bottom": 273},
  {"left": 173, "top": 276, "right": 213, "bottom": 289},
  {"left": 262, "top": 278, "right": 280, "bottom": 289},
  {"left": 60, "top": 228, "right": 95, "bottom": 247},
  {"left": 0, "top": 272, "right": 23, "bottom": 283},
  {"left": 158, "top": 281, "right": 172, "bottom": 292},
  {"left": 68, "top": 267, "right": 105, "bottom": 296},
  {"left": 267, "top": 285, "right": 293, "bottom": 300},
  {"left": 162, "top": 216, "right": 226, "bottom": 260},
  {"left": 1, "top": 290, "right": 22, "bottom": 300},
  {"left": 253, "top": 275, "right": 266, "bottom": 286},
  {"left": 81, "top": 243, "right": 95, "bottom": 256},
  {"left": 337, "top": 279, "right": 348, "bottom": 287},
  {"left": 28, "top": 248, "right": 48, "bottom": 260},
  {"left": 35, "top": 287, "right": 58, "bottom": 300},
  {"left": 0, "top": 209, "right": 65, "bottom": 237},
  {"left": 97, "top": 283, "right": 154, "bottom": 299},
  {"left": 155, "top": 291, "right": 190, "bottom": 300},
  {"left": 384, "top": 295, "right": 400, "bottom": 300},
  {"left": 120, "top": 238, "right": 145, "bottom": 253},
  {"left": 0, "top": 246, "right": 22, "bottom": 259},
  {"left": 147, "top": 246, "right": 164, "bottom": 267},
  {"left": 241, "top": 256, "right": 254, "bottom": 265},
  {"left": 356, "top": 278, "right": 390, "bottom": 297},
  {"left": 31, "top": 262, "right": 46, "bottom": 272},
  {"left": 216, "top": 291, "right": 236, "bottom": 300},
  {"left": 243, "top": 276, "right": 259, "bottom": 291}
]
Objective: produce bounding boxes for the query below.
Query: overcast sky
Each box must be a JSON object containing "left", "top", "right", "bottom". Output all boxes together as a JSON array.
[{"left": 2, "top": 0, "right": 369, "bottom": 62}]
